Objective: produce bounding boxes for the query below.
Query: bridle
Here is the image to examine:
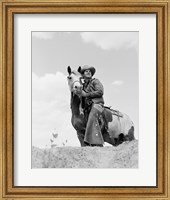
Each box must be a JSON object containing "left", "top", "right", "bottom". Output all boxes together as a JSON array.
[{"left": 69, "top": 77, "right": 84, "bottom": 91}]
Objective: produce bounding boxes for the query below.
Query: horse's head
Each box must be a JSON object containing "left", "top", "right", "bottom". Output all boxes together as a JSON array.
[{"left": 67, "top": 66, "right": 83, "bottom": 95}]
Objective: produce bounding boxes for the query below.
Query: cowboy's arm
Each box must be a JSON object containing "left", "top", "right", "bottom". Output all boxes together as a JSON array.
[{"left": 82, "top": 79, "right": 104, "bottom": 98}]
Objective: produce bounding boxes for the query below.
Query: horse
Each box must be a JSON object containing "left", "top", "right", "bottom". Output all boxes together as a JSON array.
[{"left": 67, "top": 66, "right": 135, "bottom": 147}]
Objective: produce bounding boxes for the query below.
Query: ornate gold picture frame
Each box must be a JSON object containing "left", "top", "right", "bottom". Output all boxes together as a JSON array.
[{"left": 0, "top": 0, "right": 169, "bottom": 199}]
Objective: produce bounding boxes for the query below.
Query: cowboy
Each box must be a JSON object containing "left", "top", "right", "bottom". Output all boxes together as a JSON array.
[{"left": 79, "top": 65, "right": 105, "bottom": 147}]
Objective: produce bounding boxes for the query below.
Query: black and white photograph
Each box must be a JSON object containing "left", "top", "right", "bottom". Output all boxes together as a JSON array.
[
  {"left": 32, "top": 31, "right": 139, "bottom": 168},
  {"left": 2, "top": 0, "right": 169, "bottom": 197}
]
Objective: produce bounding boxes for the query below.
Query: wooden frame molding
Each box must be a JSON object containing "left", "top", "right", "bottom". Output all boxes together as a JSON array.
[{"left": 0, "top": 0, "right": 169, "bottom": 199}]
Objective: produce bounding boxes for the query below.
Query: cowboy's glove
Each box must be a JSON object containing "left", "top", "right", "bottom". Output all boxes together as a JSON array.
[{"left": 81, "top": 91, "right": 90, "bottom": 97}]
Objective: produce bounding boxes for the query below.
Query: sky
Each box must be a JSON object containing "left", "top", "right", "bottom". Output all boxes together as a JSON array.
[{"left": 32, "top": 31, "right": 139, "bottom": 148}]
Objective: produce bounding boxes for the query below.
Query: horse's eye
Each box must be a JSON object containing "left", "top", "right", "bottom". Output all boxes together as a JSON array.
[{"left": 67, "top": 76, "right": 72, "bottom": 80}]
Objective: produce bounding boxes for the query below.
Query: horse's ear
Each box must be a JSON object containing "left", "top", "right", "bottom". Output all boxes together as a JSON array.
[
  {"left": 77, "top": 66, "right": 81, "bottom": 73},
  {"left": 67, "top": 66, "right": 71, "bottom": 75}
]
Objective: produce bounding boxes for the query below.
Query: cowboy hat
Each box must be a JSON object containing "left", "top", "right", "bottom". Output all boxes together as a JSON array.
[{"left": 80, "top": 65, "right": 96, "bottom": 76}]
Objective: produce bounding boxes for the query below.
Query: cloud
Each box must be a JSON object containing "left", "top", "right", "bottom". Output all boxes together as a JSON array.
[
  {"left": 32, "top": 32, "right": 56, "bottom": 40},
  {"left": 32, "top": 32, "right": 73, "bottom": 40},
  {"left": 32, "top": 71, "right": 69, "bottom": 102},
  {"left": 112, "top": 80, "right": 124, "bottom": 86},
  {"left": 32, "top": 72, "right": 80, "bottom": 147},
  {"left": 80, "top": 32, "right": 138, "bottom": 50}
]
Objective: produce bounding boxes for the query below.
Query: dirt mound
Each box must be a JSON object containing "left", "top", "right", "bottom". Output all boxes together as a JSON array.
[{"left": 32, "top": 140, "right": 138, "bottom": 168}]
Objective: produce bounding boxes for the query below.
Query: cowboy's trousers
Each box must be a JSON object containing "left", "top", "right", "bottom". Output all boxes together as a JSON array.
[{"left": 84, "top": 103, "right": 104, "bottom": 145}]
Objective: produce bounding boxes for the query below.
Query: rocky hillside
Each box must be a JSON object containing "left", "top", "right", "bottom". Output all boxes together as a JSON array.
[{"left": 32, "top": 140, "right": 138, "bottom": 168}]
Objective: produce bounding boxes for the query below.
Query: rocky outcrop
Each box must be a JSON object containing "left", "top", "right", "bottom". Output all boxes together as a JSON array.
[{"left": 32, "top": 140, "right": 138, "bottom": 168}]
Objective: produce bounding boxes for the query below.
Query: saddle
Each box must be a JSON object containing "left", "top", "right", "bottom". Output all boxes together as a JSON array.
[
  {"left": 83, "top": 102, "right": 123, "bottom": 132},
  {"left": 99, "top": 106, "right": 123, "bottom": 132},
  {"left": 104, "top": 106, "right": 123, "bottom": 119}
]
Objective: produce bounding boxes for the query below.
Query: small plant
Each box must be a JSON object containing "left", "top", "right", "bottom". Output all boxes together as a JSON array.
[
  {"left": 62, "top": 139, "right": 68, "bottom": 147},
  {"left": 50, "top": 131, "right": 58, "bottom": 148},
  {"left": 50, "top": 129, "right": 69, "bottom": 148}
]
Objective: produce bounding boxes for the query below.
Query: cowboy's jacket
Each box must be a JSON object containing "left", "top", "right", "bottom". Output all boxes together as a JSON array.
[{"left": 83, "top": 78, "right": 104, "bottom": 105}]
